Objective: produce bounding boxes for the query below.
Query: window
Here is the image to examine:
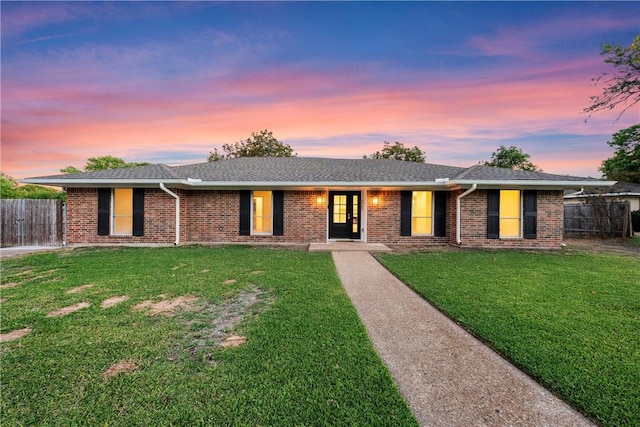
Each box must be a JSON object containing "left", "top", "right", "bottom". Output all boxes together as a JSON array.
[
  {"left": 97, "top": 188, "right": 144, "bottom": 237},
  {"left": 499, "top": 190, "right": 521, "bottom": 238},
  {"left": 113, "top": 188, "right": 133, "bottom": 235},
  {"left": 411, "top": 191, "right": 433, "bottom": 235},
  {"left": 252, "top": 190, "right": 273, "bottom": 234},
  {"left": 401, "top": 191, "right": 446, "bottom": 237},
  {"left": 487, "top": 190, "right": 536, "bottom": 239},
  {"left": 333, "top": 195, "right": 347, "bottom": 224},
  {"left": 239, "top": 190, "right": 283, "bottom": 236}
]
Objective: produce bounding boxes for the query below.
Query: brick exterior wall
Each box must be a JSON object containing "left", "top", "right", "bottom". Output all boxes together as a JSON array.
[
  {"left": 65, "top": 187, "right": 564, "bottom": 249},
  {"left": 366, "top": 191, "right": 451, "bottom": 245},
  {"left": 182, "top": 190, "right": 326, "bottom": 243},
  {"left": 66, "top": 188, "right": 178, "bottom": 244},
  {"left": 458, "top": 189, "right": 564, "bottom": 249}
]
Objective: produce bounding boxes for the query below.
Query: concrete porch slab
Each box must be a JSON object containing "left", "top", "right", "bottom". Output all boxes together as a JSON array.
[{"left": 308, "top": 242, "right": 392, "bottom": 252}]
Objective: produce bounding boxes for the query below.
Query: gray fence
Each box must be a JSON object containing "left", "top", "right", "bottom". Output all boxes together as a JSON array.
[
  {"left": 1, "top": 199, "right": 64, "bottom": 247},
  {"left": 564, "top": 201, "right": 631, "bottom": 237}
]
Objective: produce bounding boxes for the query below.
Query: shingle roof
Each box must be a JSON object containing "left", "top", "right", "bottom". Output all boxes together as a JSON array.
[
  {"left": 31, "top": 164, "right": 180, "bottom": 180},
  {"left": 453, "top": 164, "right": 592, "bottom": 182},
  {"left": 22, "top": 156, "right": 613, "bottom": 188},
  {"left": 172, "top": 157, "right": 466, "bottom": 182}
]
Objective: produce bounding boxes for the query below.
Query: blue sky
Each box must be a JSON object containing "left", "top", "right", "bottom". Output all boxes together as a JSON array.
[{"left": 2, "top": 1, "right": 638, "bottom": 179}]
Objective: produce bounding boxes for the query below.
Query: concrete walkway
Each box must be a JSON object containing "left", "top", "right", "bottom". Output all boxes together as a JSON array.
[
  {"left": 332, "top": 251, "right": 594, "bottom": 427},
  {"left": 0, "top": 246, "right": 63, "bottom": 259}
]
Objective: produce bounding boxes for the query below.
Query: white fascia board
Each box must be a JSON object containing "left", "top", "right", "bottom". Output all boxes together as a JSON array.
[
  {"left": 451, "top": 180, "right": 617, "bottom": 189},
  {"left": 565, "top": 192, "right": 640, "bottom": 198}
]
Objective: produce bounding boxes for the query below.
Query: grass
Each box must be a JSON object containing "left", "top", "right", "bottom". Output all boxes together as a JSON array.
[
  {"left": 1, "top": 246, "right": 417, "bottom": 426},
  {"left": 377, "top": 249, "right": 640, "bottom": 427}
]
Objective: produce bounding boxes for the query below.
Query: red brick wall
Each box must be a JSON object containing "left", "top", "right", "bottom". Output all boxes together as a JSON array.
[
  {"left": 182, "top": 190, "right": 326, "bottom": 243},
  {"left": 458, "top": 189, "right": 564, "bottom": 249},
  {"left": 66, "top": 188, "right": 177, "bottom": 244},
  {"left": 366, "top": 191, "right": 451, "bottom": 245},
  {"left": 65, "top": 187, "right": 564, "bottom": 249}
]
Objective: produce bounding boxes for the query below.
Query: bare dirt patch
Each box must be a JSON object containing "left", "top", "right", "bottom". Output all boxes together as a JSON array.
[
  {"left": 222, "top": 279, "right": 236, "bottom": 285},
  {"left": 46, "top": 302, "right": 90, "bottom": 317},
  {"left": 218, "top": 335, "right": 247, "bottom": 347},
  {"left": 103, "top": 360, "right": 138, "bottom": 379},
  {"left": 0, "top": 298, "right": 5, "bottom": 304},
  {"left": 168, "top": 287, "right": 273, "bottom": 362},
  {"left": 66, "top": 284, "right": 95, "bottom": 294},
  {"left": 0, "top": 283, "right": 20, "bottom": 289},
  {"left": 563, "top": 238, "right": 640, "bottom": 256},
  {"left": 133, "top": 295, "right": 198, "bottom": 316},
  {"left": 250, "top": 270, "right": 264, "bottom": 275},
  {"left": 101, "top": 295, "right": 130, "bottom": 309},
  {"left": 171, "top": 264, "right": 186, "bottom": 271},
  {"left": 0, "top": 328, "right": 32, "bottom": 342},
  {"left": 10, "top": 269, "right": 34, "bottom": 277}
]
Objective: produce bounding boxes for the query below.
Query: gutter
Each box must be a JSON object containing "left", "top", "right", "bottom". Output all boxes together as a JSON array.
[
  {"left": 456, "top": 184, "right": 477, "bottom": 245},
  {"left": 159, "top": 183, "right": 180, "bottom": 245}
]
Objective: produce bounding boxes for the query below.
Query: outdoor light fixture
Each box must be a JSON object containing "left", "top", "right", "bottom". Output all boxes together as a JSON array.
[
  {"left": 316, "top": 195, "right": 323, "bottom": 205},
  {"left": 372, "top": 196, "right": 379, "bottom": 206}
]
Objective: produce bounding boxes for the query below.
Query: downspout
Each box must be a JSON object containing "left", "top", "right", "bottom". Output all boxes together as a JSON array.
[
  {"left": 456, "top": 183, "right": 477, "bottom": 245},
  {"left": 159, "top": 183, "right": 180, "bottom": 245}
]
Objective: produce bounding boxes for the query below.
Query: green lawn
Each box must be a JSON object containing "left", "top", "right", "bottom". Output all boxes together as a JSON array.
[
  {"left": 378, "top": 249, "right": 640, "bottom": 427},
  {"left": 1, "top": 246, "right": 416, "bottom": 426}
]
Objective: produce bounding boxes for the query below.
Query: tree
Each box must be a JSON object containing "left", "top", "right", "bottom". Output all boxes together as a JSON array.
[
  {"left": 483, "top": 145, "right": 542, "bottom": 172},
  {"left": 60, "top": 166, "right": 82, "bottom": 174},
  {"left": 363, "top": 141, "right": 426, "bottom": 162},
  {"left": 1, "top": 172, "right": 64, "bottom": 200},
  {"left": 208, "top": 130, "right": 295, "bottom": 161},
  {"left": 599, "top": 124, "right": 640, "bottom": 183},
  {"left": 1, "top": 172, "right": 20, "bottom": 198},
  {"left": 61, "top": 156, "right": 150, "bottom": 173},
  {"left": 584, "top": 35, "right": 640, "bottom": 120}
]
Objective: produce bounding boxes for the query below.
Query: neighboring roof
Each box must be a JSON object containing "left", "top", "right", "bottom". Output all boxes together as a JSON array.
[
  {"left": 564, "top": 181, "right": 640, "bottom": 198},
  {"left": 21, "top": 157, "right": 615, "bottom": 190}
]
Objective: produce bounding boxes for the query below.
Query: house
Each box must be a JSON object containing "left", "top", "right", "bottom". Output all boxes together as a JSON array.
[
  {"left": 22, "top": 157, "right": 615, "bottom": 249},
  {"left": 564, "top": 181, "right": 640, "bottom": 212},
  {"left": 564, "top": 181, "right": 640, "bottom": 235}
]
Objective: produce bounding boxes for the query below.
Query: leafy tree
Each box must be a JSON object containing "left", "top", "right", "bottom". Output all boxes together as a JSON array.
[
  {"left": 61, "top": 156, "right": 150, "bottom": 173},
  {"left": 1, "top": 172, "right": 64, "bottom": 200},
  {"left": 208, "top": 130, "right": 295, "bottom": 161},
  {"left": 584, "top": 35, "right": 640, "bottom": 120},
  {"left": 60, "top": 166, "right": 82, "bottom": 174},
  {"left": 1, "top": 172, "right": 20, "bottom": 198},
  {"left": 364, "top": 141, "right": 426, "bottom": 162},
  {"left": 483, "top": 145, "right": 542, "bottom": 172},
  {"left": 600, "top": 124, "right": 640, "bottom": 183}
]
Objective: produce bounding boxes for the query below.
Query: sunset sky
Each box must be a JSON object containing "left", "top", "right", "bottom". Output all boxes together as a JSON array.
[{"left": 2, "top": 1, "right": 638, "bottom": 180}]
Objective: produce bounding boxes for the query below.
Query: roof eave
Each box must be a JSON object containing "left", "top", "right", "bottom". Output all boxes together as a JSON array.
[{"left": 451, "top": 179, "right": 617, "bottom": 190}]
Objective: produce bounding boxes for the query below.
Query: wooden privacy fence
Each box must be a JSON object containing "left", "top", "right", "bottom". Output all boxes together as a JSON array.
[
  {"left": 564, "top": 201, "right": 631, "bottom": 238},
  {"left": 1, "top": 199, "right": 64, "bottom": 247}
]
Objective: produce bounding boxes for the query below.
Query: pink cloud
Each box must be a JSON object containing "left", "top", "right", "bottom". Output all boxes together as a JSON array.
[{"left": 3, "top": 45, "right": 637, "bottom": 180}]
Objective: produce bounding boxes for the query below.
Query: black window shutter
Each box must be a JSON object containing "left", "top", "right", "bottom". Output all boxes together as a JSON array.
[
  {"left": 132, "top": 188, "right": 145, "bottom": 237},
  {"left": 487, "top": 190, "right": 500, "bottom": 239},
  {"left": 97, "top": 188, "right": 111, "bottom": 236},
  {"left": 239, "top": 190, "right": 251, "bottom": 236},
  {"left": 523, "top": 190, "right": 537, "bottom": 239},
  {"left": 273, "top": 191, "right": 284, "bottom": 236},
  {"left": 434, "top": 191, "right": 447, "bottom": 237},
  {"left": 400, "top": 191, "right": 412, "bottom": 236}
]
